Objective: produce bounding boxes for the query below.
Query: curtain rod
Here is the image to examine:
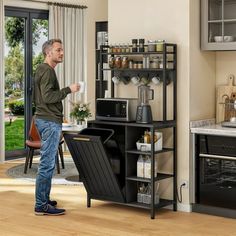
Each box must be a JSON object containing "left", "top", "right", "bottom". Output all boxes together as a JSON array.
[
  {"left": 15, "top": 0, "right": 87, "bottom": 9},
  {"left": 48, "top": 2, "right": 87, "bottom": 9}
]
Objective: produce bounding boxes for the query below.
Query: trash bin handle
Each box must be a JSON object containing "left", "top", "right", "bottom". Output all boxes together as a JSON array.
[
  {"left": 73, "top": 137, "right": 90, "bottom": 142},
  {"left": 102, "top": 129, "right": 115, "bottom": 144}
]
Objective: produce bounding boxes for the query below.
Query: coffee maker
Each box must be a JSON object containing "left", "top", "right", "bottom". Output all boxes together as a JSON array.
[{"left": 136, "top": 85, "right": 154, "bottom": 123}]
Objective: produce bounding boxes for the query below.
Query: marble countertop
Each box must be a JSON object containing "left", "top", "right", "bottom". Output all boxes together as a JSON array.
[{"left": 190, "top": 123, "right": 236, "bottom": 137}]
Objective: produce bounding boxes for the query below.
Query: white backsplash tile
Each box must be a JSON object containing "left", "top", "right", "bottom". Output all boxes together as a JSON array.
[{"left": 189, "top": 118, "right": 216, "bottom": 128}]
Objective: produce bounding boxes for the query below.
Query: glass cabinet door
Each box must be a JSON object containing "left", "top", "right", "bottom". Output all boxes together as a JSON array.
[{"left": 201, "top": 0, "right": 236, "bottom": 50}]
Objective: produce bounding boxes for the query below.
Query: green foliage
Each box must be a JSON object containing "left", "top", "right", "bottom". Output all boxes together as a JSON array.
[
  {"left": 70, "top": 102, "right": 92, "bottom": 121},
  {"left": 5, "top": 45, "right": 24, "bottom": 90},
  {"left": 5, "top": 17, "right": 24, "bottom": 47},
  {"left": 5, "top": 88, "right": 13, "bottom": 96},
  {"left": 5, "top": 118, "right": 24, "bottom": 151},
  {"left": 33, "top": 52, "right": 44, "bottom": 75},
  {"left": 8, "top": 100, "right": 24, "bottom": 115},
  {"left": 32, "top": 19, "right": 48, "bottom": 46},
  {"left": 5, "top": 17, "right": 48, "bottom": 47}
]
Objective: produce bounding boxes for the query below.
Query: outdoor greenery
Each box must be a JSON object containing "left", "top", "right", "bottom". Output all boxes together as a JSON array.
[
  {"left": 5, "top": 17, "right": 48, "bottom": 47},
  {"left": 5, "top": 118, "right": 24, "bottom": 151},
  {"left": 4, "top": 16, "right": 48, "bottom": 151},
  {"left": 8, "top": 100, "right": 24, "bottom": 115},
  {"left": 5, "top": 17, "right": 48, "bottom": 99}
]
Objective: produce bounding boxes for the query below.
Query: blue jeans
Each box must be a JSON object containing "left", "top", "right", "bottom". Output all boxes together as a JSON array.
[{"left": 35, "top": 118, "right": 62, "bottom": 209}]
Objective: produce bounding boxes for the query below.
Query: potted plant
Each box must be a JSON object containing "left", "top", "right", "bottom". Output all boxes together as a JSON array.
[{"left": 70, "top": 101, "right": 92, "bottom": 125}]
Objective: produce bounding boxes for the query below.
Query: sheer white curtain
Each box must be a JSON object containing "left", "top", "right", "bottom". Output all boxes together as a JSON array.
[
  {"left": 0, "top": 0, "right": 5, "bottom": 163},
  {"left": 49, "top": 3, "right": 87, "bottom": 121}
]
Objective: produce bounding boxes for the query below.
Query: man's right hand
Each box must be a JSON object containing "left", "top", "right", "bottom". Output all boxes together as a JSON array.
[{"left": 69, "top": 83, "right": 80, "bottom": 93}]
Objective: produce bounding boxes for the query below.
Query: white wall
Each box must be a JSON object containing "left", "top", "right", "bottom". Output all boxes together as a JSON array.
[
  {"left": 107, "top": 0, "right": 217, "bottom": 209},
  {"left": 189, "top": 0, "right": 216, "bottom": 121},
  {"left": 216, "top": 52, "right": 236, "bottom": 85},
  {"left": 108, "top": 0, "right": 191, "bottom": 207},
  {"left": 0, "top": 0, "right": 108, "bottom": 162}
]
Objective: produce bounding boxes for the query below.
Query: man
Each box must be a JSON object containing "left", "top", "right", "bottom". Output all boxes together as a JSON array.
[{"left": 33, "top": 39, "right": 80, "bottom": 215}]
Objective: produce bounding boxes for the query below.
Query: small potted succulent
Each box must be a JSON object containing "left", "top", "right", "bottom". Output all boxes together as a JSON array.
[{"left": 70, "top": 101, "right": 92, "bottom": 126}]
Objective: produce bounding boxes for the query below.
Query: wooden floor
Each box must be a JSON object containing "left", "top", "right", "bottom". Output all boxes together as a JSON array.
[{"left": 1, "top": 160, "right": 236, "bottom": 236}]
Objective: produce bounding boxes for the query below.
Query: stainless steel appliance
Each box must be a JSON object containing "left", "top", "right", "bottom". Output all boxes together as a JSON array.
[
  {"left": 136, "top": 85, "right": 153, "bottom": 123},
  {"left": 96, "top": 98, "right": 137, "bottom": 122}
]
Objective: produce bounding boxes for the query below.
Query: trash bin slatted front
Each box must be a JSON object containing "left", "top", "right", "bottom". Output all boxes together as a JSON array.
[{"left": 64, "top": 129, "right": 125, "bottom": 203}]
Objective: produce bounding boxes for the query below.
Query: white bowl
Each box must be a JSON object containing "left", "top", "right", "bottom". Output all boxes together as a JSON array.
[
  {"left": 224, "top": 36, "right": 234, "bottom": 42},
  {"left": 214, "top": 36, "right": 234, "bottom": 42}
]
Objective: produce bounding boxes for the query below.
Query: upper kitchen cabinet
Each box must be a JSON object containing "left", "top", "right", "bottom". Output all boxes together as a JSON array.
[{"left": 201, "top": 0, "right": 236, "bottom": 50}]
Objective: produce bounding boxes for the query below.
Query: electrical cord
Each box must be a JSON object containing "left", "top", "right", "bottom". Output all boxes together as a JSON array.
[{"left": 176, "top": 183, "right": 186, "bottom": 203}]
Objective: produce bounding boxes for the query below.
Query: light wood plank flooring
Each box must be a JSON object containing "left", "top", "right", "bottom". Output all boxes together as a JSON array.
[{"left": 0, "top": 160, "right": 236, "bottom": 236}]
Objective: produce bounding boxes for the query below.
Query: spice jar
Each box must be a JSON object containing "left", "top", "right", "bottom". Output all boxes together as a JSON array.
[
  {"left": 151, "top": 56, "right": 159, "bottom": 69},
  {"left": 138, "top": 39, "right": 145, "bottom": 52},
  {"left": 147, "top": 40, "right": 156, "bottom": 52},
  {"left": 133, "top": 61, "right": 138, "bottom": 69},
  {"left": 132, "top": 39, "right": 138, "bottom": 52},
  {"left": 121, "top": 56, "right": 129, "bottom": 68},
  {"left": 114, "top": 56, "right": 122, "bottom": 68},
  {"left": 156, "top": 40, "right": 165, "bottom": 52},
  {"left": 129, "top": 60, "right": 133, "bottom": 69},
  {"left": 138, "top": 61, "right": 143, "bottom": 69},
  {"left": 108, "top": 56, "right": 115, "bottom": 68}
]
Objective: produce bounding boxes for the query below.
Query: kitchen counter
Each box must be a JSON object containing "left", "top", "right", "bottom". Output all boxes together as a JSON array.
[{"left": 191, "top": 123, "right": 236, "bottom": 137}]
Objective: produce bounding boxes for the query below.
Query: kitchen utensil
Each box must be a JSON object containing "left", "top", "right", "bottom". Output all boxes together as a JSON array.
[
  {"left": 216, "top": 74, "right": 236, "bottom": 123},
  {"left": 136, "top": 85, "right": 154, "bottom": 123}
]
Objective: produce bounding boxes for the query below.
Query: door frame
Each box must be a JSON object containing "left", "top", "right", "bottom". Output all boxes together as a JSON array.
[{"left": 4, "top": 6, "right": 48, "bottom": 159}]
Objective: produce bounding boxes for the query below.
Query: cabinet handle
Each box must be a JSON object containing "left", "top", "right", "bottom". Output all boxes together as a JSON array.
[
  {"left": 73, "top": 137, "right": 90, "bottom": 142},
  {"left": 199, "top": 153, "right": 236, "bottom": 161}
]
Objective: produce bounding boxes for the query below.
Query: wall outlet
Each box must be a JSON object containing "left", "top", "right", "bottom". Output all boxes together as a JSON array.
[{"left": 180, "top": 180, "right": 188, "bottom": 188}]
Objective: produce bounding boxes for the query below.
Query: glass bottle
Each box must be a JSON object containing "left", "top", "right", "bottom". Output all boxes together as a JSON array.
[{"left": 144, "top": 130, "right": 150, "bottom": 143}]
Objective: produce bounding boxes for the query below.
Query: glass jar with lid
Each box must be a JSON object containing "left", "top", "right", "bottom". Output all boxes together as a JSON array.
[
  {"left": 138, "top": 39, "right": 145, "bottom": 52},
  {"left": 156, "top": 40, "right": 165, "bottom": 52},
  {"left": 108, "top": 56, "right": 115, "bottom": 68},
  {"left": 151, "top": 56, "right": 159, "bottom": 69},
  {"left": 147, "top": 40, "right": 156, "bottom": 52},
  {"left": 121, "top": 56, "right": 129, "bottom": 68},
  {"left": 114, "top": 56, "right": 122, "bottom": 68},
  {"left": 132, "top": 39, "right": 138, "bottom": 52}
]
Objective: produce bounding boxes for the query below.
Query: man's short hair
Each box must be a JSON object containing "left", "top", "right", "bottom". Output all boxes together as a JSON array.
[{"left": 42, "top": 39, "right": 62, "bottom": 57}]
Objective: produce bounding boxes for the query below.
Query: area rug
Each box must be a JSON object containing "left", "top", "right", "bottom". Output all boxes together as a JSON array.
[{"left": 6, "top": 162, "right": 81, "bottom": 185}]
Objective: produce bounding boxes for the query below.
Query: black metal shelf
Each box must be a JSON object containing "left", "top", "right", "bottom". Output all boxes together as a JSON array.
[
  {"left": 126, "top": 199, "right": 174, "bottom": 210},
  {"left": 89, "top": 120, "right": 176, "bottom": 128},
  {"left": 101, "top": 51, "right": 175, "bottom": 55},
  {"left": 126, "top": 147, "right": 174, "bottom": 155},
  {"left": 93, "top": 42, "right": 177, "bottom": 219},
  {"left": 101, "top": 68, "right": 175, "bottom": 72},
  {"left": 126, "top": 173, "right": 173, "bottom": 182}
]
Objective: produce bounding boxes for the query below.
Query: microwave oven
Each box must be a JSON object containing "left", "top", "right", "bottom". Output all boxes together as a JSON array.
[{"left": 96, "top": 98, "right": 138, "bottom": 122}]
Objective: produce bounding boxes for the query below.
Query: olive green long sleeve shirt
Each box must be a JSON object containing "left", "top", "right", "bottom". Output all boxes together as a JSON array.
[{"left": 33, "top": 63, "right": 71, "bottom": 124}]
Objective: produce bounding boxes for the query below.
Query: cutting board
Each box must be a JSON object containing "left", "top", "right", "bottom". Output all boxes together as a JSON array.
[{"left": 216, "top": 75, "right": 236, "bottom": 123}]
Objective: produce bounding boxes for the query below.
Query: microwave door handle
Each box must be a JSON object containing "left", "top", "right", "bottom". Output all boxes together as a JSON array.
[{"left": 199, "top": 153, "right": 236, "bottom": 161}]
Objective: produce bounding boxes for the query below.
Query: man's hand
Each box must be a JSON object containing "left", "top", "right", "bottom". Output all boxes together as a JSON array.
[{"left": 69, "top": 83, "right": 80, "bottom": 93}]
